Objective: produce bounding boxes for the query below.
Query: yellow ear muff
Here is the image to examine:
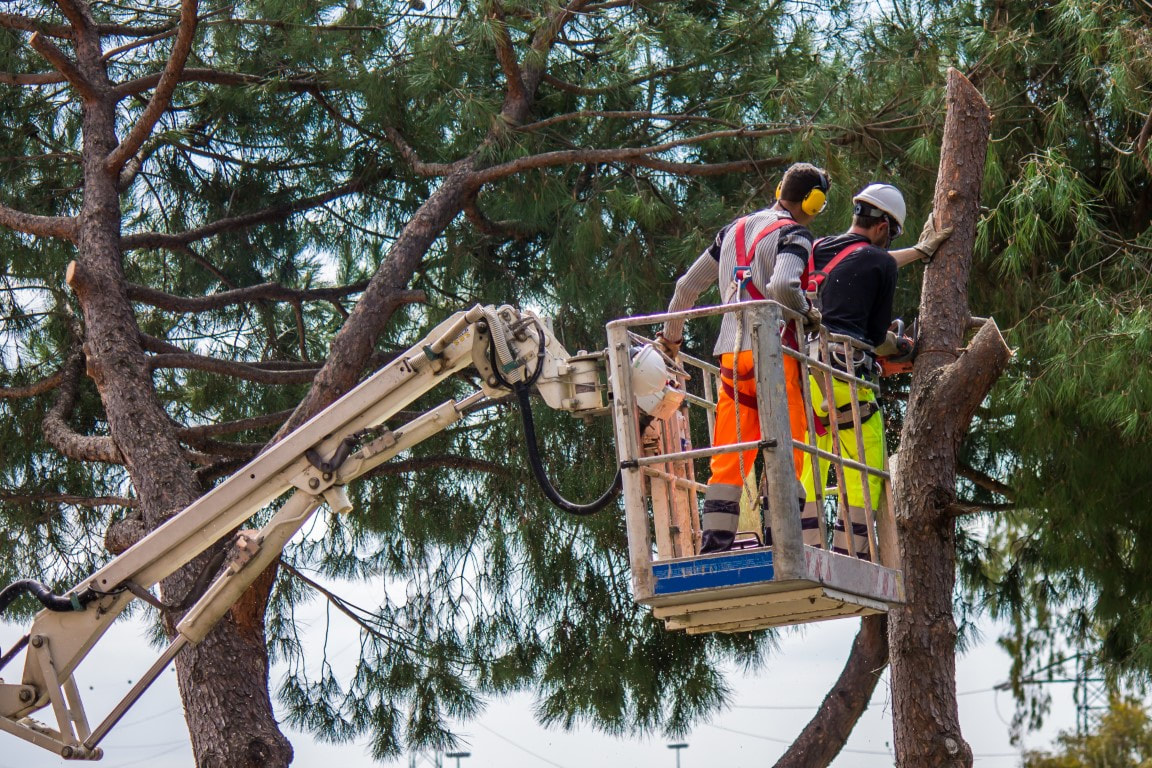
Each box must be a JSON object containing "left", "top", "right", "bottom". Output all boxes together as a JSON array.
[
  {"left": 801, "top": 187, "right": 827, "bottom": 216},
  {"left": 775, "top": 181, "right": 783, "bottom": 201}
]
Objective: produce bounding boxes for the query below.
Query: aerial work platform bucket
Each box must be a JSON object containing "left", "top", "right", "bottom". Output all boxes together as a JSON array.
[{"left": 605, "top": 301, "right": 904, "bottom": 634}]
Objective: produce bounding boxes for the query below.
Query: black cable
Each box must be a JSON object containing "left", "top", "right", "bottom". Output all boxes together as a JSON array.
[
  {"left": 0, "top": 634, "right": 28, "bottom": 674},
  {"left": 514, "top": 384, "right": 620, "bottom": 516},
  {"left": 0, "top": 579, "right": 98, "bottom": 615}
]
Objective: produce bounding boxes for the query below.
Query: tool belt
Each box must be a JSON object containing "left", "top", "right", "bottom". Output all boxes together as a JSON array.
[
  {"left": 818, "top": 340, "right": 879, "bottom": 378},
  {"left": 817, "top": 399, "right": 879, "bottom": 429}
]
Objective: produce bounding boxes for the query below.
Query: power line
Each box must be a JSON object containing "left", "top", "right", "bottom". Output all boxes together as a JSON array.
[
  {"left": 117, "top": 703, "right": 182, "bottom": 729},
  {"left": 706, "top": 723, "right": 894, "bottom": 755},
  {"left": 474, "top": 721, "right": 572, "bottom": 768},
  {"left": 106, "top": 741, "right": 188, "bottom": 768},
  {"left": 733, "top": 686, "right": 1000, "bottom": 711},
  {"left": 705, "top": 723, "right": 1023, "bottom": 759}
]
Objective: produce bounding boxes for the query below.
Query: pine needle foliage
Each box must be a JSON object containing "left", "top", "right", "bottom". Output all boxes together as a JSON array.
[{"left": 2, "top": 0, "right": 1152, "bottom": 758}]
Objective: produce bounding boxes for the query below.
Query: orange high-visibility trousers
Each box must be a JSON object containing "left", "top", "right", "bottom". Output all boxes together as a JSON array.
[{"left": 708, "top": 350, "right": 806, "bottom": 494}]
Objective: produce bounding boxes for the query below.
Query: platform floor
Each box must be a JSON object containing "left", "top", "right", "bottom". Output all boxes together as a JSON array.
[{"left": 643, "top": 546, "right": 903, "bottom": 634}]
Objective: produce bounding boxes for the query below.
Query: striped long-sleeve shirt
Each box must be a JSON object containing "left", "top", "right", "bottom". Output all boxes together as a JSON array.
[{"left": 663, "top": 207, "right": 814, "bottom": 356}]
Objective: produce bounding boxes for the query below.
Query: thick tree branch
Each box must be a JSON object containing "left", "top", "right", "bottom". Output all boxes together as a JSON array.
[
  {"left": 0, "top": 369, "right": 65, "bottom": 398},
  {"left": 125, "top": 280, "right": 387, "bottom": 313},
  {"left": 631, "top": 155, "right": 785, "bottom": 176},
  {"left": 0, "top": 12, "right": 72, "bottom": 38},
  {"left": 177, "top": 409, "right": 292, "bottom": 440},
  {"left": 94, "top": 20, "right": 182, "bottom": 38},
  {"left": 178, "top": 434, "right": 261, "bottom": 460},
  {"left": 0, "top": 70, "right": 67, "bottom": 86},
  {"left": 530, "top": 0, "right": 595, "bottom": 60},
  {"left": 471, "top": 129, "right": 788, "bottom": 185},
  {"left": 508, "top": 0, "right": 593, "bottom": 123},
  {"left": 53, "top": 0, "right": 92, "bottom": 33},
  {"left": 489, "top": 3, "right": 528, "bottom": 117},
  {"left": 0, "top": 491, "right": 135, "bottom": 509},
  {"left": 774, "top": 616, "right": 889, "bottom": 768},
  {"left": 2, "top": 139, "right": 134, "bottom": 250},
  {"left": 41, "top": 350, "right": 124, "bottom": 465},
  {"left": 28, "top": 31, "right": 97, "bottom": 101},
  {"left": 121, "top": 177, "right": 368, "bottom": 250},
  {"left": 930, "top": 320, "right": 1013, "bottom": 457},
  {"left": 958, "top": 463, "right": 1015, "bottom": 501},
  {"left": 148, "top": 352, "right": 319, "bottom": 384},
  {"left": 0, "top": 200, "right": 77, "bottom": 240},
  {"left": 105, "top": 0, "right": 198, "bottom": 173},
  {"left": 951, "top": 501, "right": 1015, "bottom": 517},
  {"left": 138, "top": 332, "right": 318, "bottom": 372},
  {"left": 113, "top": 67, "right": 319, "bottom": 99},
  {"left": 516, "top": 110, "right": 742, "bottom": 133}
]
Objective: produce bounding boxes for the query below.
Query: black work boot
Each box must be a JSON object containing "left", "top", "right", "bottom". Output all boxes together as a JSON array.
[{"left": 700, "top": 529, "right": 736, "bottom": 553}]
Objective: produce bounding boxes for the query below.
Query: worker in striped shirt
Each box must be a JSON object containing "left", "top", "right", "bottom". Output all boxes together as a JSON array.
[{"left": 657, "top": 163, "right": 829, "bottom": 554}]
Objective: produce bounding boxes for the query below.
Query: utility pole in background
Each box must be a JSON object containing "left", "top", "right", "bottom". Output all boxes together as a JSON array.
[
  {"left": 667, "top": 742, "right": 688, "bottom": 768},
  {"left": 445, "top": 750, "right": 471, "bottom": 768}
]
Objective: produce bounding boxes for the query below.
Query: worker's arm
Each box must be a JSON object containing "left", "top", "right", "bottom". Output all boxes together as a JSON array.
[
  {"left": 890, "top": 212, "right": 952, "bottom": 268},
  {"left": 868, "top": 255, "right": 900, "bottom": 347},
  {"left": 762, "top": 225, "right": 816, "bottom": 319},
  {"left": 660, "top": 247, "right": 716, "bottom": 349}
]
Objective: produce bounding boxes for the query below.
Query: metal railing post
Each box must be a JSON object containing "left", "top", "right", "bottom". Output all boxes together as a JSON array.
[
  {"left": 750, "top": 304, "right": 804, "bottom": 580},
  {"left": 606, "top": 320, "right": 654, "bottom": 600}
]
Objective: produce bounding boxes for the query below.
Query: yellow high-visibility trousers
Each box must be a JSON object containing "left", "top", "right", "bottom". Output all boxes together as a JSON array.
[{"left": 799, "top": 377, "right": 885, "bottom": 558}]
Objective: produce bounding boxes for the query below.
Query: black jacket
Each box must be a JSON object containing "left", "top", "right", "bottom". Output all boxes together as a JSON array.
[{"left": 811, "top": 233, "right": 897, "bottom": 347}]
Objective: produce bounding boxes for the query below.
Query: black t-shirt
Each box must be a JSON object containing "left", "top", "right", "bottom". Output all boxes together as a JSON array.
[{"left": 811, "top": 233, "right": 897, "bottom": 347}]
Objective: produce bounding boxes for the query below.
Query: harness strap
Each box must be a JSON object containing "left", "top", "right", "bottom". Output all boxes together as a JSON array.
[
  {"left": 719, "top": 365, "right": 759, "bottom": 409},
  {"left": 733, "top": 215, "right": 795, "bottom": 301},
  {"left": 807, "top": 239, "right": 869, "bottom": 295},
  {"left": 813, "top": 399, "right": 879, "bottom": 437}
]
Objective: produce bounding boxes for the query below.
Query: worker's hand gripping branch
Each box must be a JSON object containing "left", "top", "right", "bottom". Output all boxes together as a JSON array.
[{"left": 912, "top": 212, "right": 953, "bottom": 262}]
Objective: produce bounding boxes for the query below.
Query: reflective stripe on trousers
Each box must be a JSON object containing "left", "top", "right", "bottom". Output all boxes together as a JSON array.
[
  {"left": 704, "top": 350, "right": 807, "bottom": 536},
  {"left": 799, "top": 376, "right": 885, "bottom": 558}
]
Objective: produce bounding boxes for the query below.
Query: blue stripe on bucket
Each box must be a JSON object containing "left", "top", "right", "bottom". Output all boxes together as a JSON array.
[{"left": 652, "top": 549, "right": 775, "bottom": 595}]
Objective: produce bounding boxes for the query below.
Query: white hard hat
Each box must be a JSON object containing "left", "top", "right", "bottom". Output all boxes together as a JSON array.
[
  {"left": 853, "top": 184, "right": 906, "bottom": 230},
  {"left": 631, "top": 344, "right": 685, "bottom": 420}
]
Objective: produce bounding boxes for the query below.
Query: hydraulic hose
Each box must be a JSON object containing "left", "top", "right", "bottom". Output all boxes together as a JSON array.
[
  {"left": 514, "top": 384, "right": 621, "bottom": 516},
  {"left": 0, "top": 579, "right": 98, "bottom": 615}
]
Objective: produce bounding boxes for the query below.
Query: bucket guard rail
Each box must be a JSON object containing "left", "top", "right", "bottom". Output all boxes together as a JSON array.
[{"left": 605, "top": 300, "right": 904, "bottom": 634}]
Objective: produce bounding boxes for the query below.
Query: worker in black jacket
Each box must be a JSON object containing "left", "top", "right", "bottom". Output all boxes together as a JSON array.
[{"left": 799, "top": 183, "right": 949, "bottom": 558}]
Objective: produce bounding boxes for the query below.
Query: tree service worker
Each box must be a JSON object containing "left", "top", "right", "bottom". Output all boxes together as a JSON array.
[
  {"left": 799, "top": 183, "right": 950, "bottom": 559},
  {"left": 657, "top": 163, "right": 829, "bottom": 554}
]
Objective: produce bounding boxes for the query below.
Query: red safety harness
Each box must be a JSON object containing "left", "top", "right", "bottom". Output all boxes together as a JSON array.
[
  {"left": 807, "top": 237, "right": 868, "bottom": 295},
  {"left": 732, "top": 215, "right": 798, "bottom": 300},
  {"left": 719, "top": 215, "right": 804, "bottom": 407}
]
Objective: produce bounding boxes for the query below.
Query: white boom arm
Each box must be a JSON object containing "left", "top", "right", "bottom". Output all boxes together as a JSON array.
[{"left": 0, "top": 304, "right": 607, "bottom": 760}]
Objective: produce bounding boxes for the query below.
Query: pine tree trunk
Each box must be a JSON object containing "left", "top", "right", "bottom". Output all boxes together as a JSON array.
[
  {"left": 773, "top": 615, "right": 889, "bottom": 768},
  {"left": 888, "top": 69, "right": 1009, "bottom": 767},
  {"left": 63, "top": 6, "right": 294, "bottom": 764}
]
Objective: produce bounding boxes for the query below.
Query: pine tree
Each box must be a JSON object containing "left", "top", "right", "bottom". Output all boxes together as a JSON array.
[{"left": 2, "top": 0, "right": 1150, "bottom": 765}]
